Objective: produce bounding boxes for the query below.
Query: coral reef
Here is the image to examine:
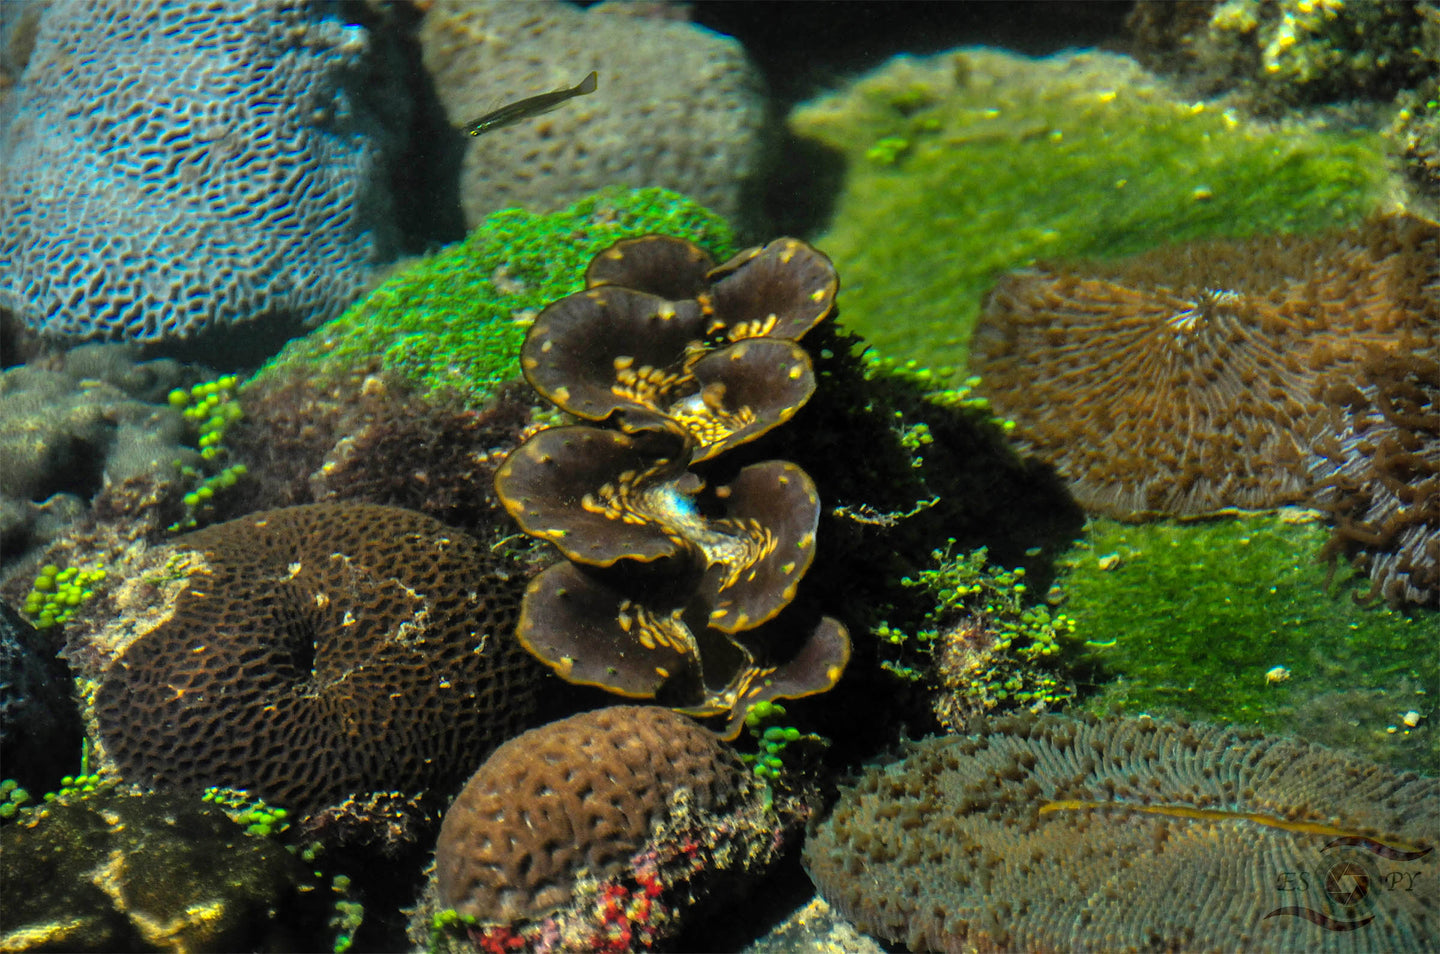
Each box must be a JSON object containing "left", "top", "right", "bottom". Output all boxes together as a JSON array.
[
  {"left": 804, "top": 714, "right": 1439, "bottom": 953},
  {"left": 418, "top": 0, "right": 765, "bottom": 229},
  {"left": 785, "top": 47, "right": 1390, "bottom": 372},
  {"left": 495, "top": 236, "right": 850, "bottom": 736},
  {"left": 0, "top": 344, "right": 194, "bottom": 577},
  {"left": 0, "top": 0, "right": 400, "bottom": 349},
  {"left": 249, "top": 187, "right": 735, "bottom": 412},
  {"left": 76, "top": 503, "right": 541, "bottom": 817},
  {"left": 429, "top": 706, "right": 796, "bottom": 952},
  {"left": 0, "top": 787, "right": 333, "bottom": 952},
  {"left": 1060, "top": 513, "right": 1437, "bottom": 771},
  {"left": 0, "top": 603, "right": 82, "bottom": 797},
  {"left": 969, "top": 215, "right": 1440, "bottom": 519},
  {"left": 1127, "top": 0, "right": 1440, "bottom": 112},
  {"left": 1311, "top": 349, "right": 1440, "bottom": 607},
  {"left": 1390, "top": 76, "right": 1440, "bottom": 203},
  {"left": 229, "top": 375, "right": 535, "bottom": 543},
  {"left": 743, "top": 896, "right": 887, "bottom": 954}
]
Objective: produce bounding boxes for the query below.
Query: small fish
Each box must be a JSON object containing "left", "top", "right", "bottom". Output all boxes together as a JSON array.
[{"left": 463, "top": 71, "right": 598, "bottom": 137}]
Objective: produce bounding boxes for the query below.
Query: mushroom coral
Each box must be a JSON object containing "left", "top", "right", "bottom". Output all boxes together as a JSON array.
[
  {"left": 497, "top": 236, "right": 849, "bottom": 736},
  {"left": 804, "top": 714, "right": 1439, "bottom": 953},
  {"left": 970, "top": 214, "right": 1439, "bottom": 520}
]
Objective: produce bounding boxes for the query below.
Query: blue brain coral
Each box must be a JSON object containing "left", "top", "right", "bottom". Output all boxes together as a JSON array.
[{"left": 0, "top": 0, "right": 396, "bottom": 345}]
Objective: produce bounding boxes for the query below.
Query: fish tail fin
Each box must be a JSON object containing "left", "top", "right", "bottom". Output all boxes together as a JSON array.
[{"left": 575, "top": 71, "right": 598, "bottom": 95}]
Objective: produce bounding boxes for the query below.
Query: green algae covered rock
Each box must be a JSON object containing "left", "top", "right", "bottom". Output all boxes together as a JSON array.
[
  {"left": 0, "top": 788, "right": 331, "bottom": 952},
  {"left": 788, "top": 48, "right": 1391, "bottom": 372},
  {"left": 249, "top": 187, "right": 735, "bottom": 409},
  {"left": 1058, "top": 512, "right": 1437, "bottom": 772}
]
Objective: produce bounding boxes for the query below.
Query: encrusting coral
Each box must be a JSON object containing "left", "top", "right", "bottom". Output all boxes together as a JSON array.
[
  {"left": 76, "top": 503, "right": 541, "bottom": 818},
  {"left": 970, "top": 214, "right": 1440, "bottom": 520},
  {"left": 430, "top": 705, "right": 794, "bottom": 952},
  {"left": 804, "top": 714, "right": 1439, "bottom": 953},
  {"left": 495, "top": 235, "right": 850, "bottom": 737}
]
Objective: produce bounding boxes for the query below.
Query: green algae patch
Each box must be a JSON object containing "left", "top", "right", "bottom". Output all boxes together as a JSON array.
[
  {"left": 1059, "top": 513, "right": 1436, "bottom": 772},
  {"left": 788, "top": 48, "right": 1391, "bottom": 373},
  {"left": 250, "top": 187, "right": 735, "bottom": 408}
]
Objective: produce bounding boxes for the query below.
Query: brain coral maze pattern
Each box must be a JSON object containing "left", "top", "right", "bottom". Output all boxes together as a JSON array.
[{"left": 0, "top": 0, "right": 391, "bottom": 343}]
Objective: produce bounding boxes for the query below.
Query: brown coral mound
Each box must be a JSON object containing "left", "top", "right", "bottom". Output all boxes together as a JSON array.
[
  {"left": 435, "top": 706, "right": 748, "bottom": 925},
  {"left": 1312, "top": 349, "right": 1440, "bottom": 606},
  {"left": 88, "top": 503, "right": 539, "bottom": 814},
  {"left": 970, "top": 215, "right": 1439, "bottom": 518},
  {"left": 804, "top": 715, "right": 1439, "bottom": 954}
]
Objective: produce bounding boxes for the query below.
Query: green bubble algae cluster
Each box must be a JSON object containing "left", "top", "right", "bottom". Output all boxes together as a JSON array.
[
  {"left": 787, "top": 47, "right": 1391, "bottom": 372},
  {"left": 1058, "top": 512, "right": 1437, "bottom": 772},
  {"left": 250, "top": 187, "right": 735, "bottom": 409}
]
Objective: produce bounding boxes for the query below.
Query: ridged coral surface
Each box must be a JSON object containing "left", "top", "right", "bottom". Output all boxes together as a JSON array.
[
  {"left": 970, "top": 216, "right": 1439, "bottom": 519},
  {"left": 806, "top": 716, "right": 1439, "bottom": 953},
  {"left": 435, "top": 706, "right": 748, "bottom": 925},
  {"left": 0, "top": 0, "right": 393, "bottom": 344},
  {"left": 87, "top": 504, "right": 538, "bottom": 814}
]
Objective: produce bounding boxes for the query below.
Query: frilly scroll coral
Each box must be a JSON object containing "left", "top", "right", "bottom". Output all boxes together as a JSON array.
[{"left": 496, "top": 235, "right": 850, "bottom": 737}]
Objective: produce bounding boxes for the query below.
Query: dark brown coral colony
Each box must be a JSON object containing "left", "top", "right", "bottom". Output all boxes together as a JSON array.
[
  {"left": 86, "top": 504, "right": 540, "bottom": 814},
  {"left": 497, "top": 235, "right": 850, "bottom": 735}
]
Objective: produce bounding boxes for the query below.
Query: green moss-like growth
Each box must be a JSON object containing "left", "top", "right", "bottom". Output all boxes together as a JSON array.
[
  {"left": 22, "top": 563, "right": 105, "bottom": 629},
  {"left": 250, "top": 187, "right": 735, "bottom": 409},
  {"left": 1060, "top": 513, "right": 1437, "bottom": 772},
  {"left": 200, "top": 787, "right": 291, "bottom": 839},
  {"left": 788, "top": 48, "right": 1390, "bottom": 372},
  {"left": 873, "top": 542, "right": 1078, "bottom": 728},
  {"left": 167, "top": 375, "right": 248, "bottom": 531}
]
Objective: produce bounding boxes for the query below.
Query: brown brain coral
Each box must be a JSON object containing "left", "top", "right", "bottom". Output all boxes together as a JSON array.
[
  {"left": 970, "top": 215, "right": 1439, "bottom": 519},
  {"left": 435, "top": 706, "right": 756, "bottom": 929},
  {"left": 804, "top": 715, "right": 1439, "bottom": 953},
  {"left": 86, "top": 503, "right": 540, "bottom": 814}
]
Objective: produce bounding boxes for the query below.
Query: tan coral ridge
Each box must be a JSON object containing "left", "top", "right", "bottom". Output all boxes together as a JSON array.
[
  {"left": 76, "top": 503, "right": 541, "bottom": 818},
  {"left": 495, "top": 235, "right": 850, "bottom": 737},
  {"left": 971, "top": 214, "right": 1440, "bottom": 604},
  {"left": 804, "top": 714, "right": 1440, "bottom": 953}
]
